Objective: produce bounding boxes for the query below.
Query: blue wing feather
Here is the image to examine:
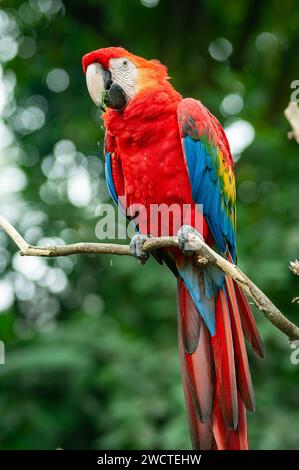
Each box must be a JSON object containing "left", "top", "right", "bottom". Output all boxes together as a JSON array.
[
  {"left": 179, "top": 118, "right": 236, "bottom": 260},
  {"left": 177, "top": 99, "right": 237, "bottom": 334}
]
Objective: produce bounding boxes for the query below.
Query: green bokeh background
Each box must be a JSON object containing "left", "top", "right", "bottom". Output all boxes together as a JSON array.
[{"left": 0, "top": 0, "right": 298, "bottom": 450}]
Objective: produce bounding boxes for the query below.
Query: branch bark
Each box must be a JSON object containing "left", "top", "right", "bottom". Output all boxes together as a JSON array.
[
  {"left": 1, "top": 215, "right": 298, "bottom": 341},
  {"left": 284, "top": 101, "right": 299, "bottom": 144}
]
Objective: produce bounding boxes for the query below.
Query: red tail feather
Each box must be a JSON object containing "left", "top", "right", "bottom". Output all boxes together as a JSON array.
[
  {"left": 178, "top": 280, "right": 214, "bottom": 422},
  {"left": 226, "top": 253, "right": 264, "bottom": 359},
  {"left": 178, "top": 329, "right": 213, "bottom": 450},
  {"left": 177, "top": 274, "right": 263, "bottom": 450},
  {"left": 234, "top": 282, "right": 265, "bottom": 359},
  {"left": 226, "top": 277, "right": 255, "bottom": 412},
  {"left": 212, "top": 377, "right": 229, "bottom": 449},
  {"left": 211, "top": 289, "right": 238, "bottom": 429}
]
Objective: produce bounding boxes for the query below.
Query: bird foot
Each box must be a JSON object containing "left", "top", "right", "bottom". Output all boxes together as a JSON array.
[
  {"left": 177, "top": 225, "right": 203, "bottom": 255},
  {"left": 130, "top": 234, "right": 151, "bottom": 264}
]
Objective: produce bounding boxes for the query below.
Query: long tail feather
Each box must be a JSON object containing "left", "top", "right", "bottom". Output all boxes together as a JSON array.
[
  {"left": 178, "top": 325, "right": 213, "bottom": 449},
  {"left": 226, "top": 277, "right": 255, "bottom": 412},
  {"left": 211, "top": 377, "right": 229, "bottom": 449},
  {"left": 211, "top": 288, "right": 238, "bottom": 429},
  {"left": 226, "top": 253, "right": 264, "bottom": 359},
  {"left": 177, "top": 271, "right": 263, "bottom": 450},
  {"left": 234, "top": 282, "right": 265, "bottom": 358},
  {"left": 178, "top": 279, "right": 214, "bottom": 422}
]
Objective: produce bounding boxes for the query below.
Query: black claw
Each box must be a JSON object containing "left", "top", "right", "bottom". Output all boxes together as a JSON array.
[
  {"left": 177, "top": 225, "right": 203, "bottom": 255},
  {"left": 130, "top": 234, "right": 151, "bottom": 264}
]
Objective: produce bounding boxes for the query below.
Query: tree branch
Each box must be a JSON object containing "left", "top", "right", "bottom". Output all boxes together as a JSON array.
[
  {"left": 284, "top": 101, "right": 299, "bottom": 144},
  {"left": 290, "top": 260, "right": 299, "bottom": 276},
  {"left": 1, "top": 215, "right": 298, "bottom": 341}
]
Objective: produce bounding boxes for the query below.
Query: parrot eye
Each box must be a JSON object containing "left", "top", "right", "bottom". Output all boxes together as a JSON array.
[{"left": 121, "top": 59, "right": 129, "bottom": 69}]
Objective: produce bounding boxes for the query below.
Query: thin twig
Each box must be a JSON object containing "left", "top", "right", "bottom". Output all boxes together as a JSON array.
[
  {"left": 0, "top": 215, "right": 29, "bottom": 252},
  {"left": 0, "top": 214, "right": 298, "bottom": 340}
]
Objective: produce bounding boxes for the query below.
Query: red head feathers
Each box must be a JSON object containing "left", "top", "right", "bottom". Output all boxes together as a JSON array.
[{"left": 82, "top": 46, "right": 170, "bottom": 95}]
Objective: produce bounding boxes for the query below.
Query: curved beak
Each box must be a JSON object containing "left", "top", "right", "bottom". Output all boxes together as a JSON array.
[
  {"left": 86, "top": 63, "right": 109, "bottom": 107},
  {"left": 85, "top": 62, "right": 127, "bottom": 111}
]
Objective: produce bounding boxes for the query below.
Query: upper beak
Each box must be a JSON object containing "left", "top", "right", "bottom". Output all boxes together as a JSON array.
[
  {"left": 85, "top": 62, "right": 111, "bottom": 107},
  {"left": 85, "top": 61, "right": 128, "bottom": 111}
]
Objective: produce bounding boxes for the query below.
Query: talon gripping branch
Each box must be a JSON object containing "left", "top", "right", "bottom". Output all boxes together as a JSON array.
[{"left": 82, "top": 47, "right": 264, "bottom": 450}]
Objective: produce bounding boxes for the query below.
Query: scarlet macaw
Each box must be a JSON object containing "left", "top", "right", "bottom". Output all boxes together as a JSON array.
[{"left": 82, "top": 47, "right": 264, "bottom": 450}]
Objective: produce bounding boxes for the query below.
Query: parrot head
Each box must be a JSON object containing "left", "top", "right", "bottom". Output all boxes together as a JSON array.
[{"left": 82, "top": 47, "right": 170, "bottom": 111}]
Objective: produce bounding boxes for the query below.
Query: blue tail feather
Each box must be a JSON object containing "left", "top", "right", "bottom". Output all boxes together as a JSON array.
[{"left": 177, "top": 257, "right": 225, "bottom": 336}]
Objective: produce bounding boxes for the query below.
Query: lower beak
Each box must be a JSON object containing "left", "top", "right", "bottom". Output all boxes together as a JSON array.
[{"left": 86, "top": 62, "right": 127, "bottom": 111}]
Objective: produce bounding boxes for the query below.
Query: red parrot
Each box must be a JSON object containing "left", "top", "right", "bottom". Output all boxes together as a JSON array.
[{"left": 82, "top": 47, "right": 264, "bottom": 450}]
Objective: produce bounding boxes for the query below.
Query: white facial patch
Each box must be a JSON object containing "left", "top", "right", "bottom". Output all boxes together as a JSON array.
[{"left": 109, "top": 57, "right": 137, "bottom": 99}]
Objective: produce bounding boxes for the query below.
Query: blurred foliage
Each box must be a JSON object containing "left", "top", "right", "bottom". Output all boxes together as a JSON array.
[{"left": 0, "top": 0, "right": 298, "bottom": 450}]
